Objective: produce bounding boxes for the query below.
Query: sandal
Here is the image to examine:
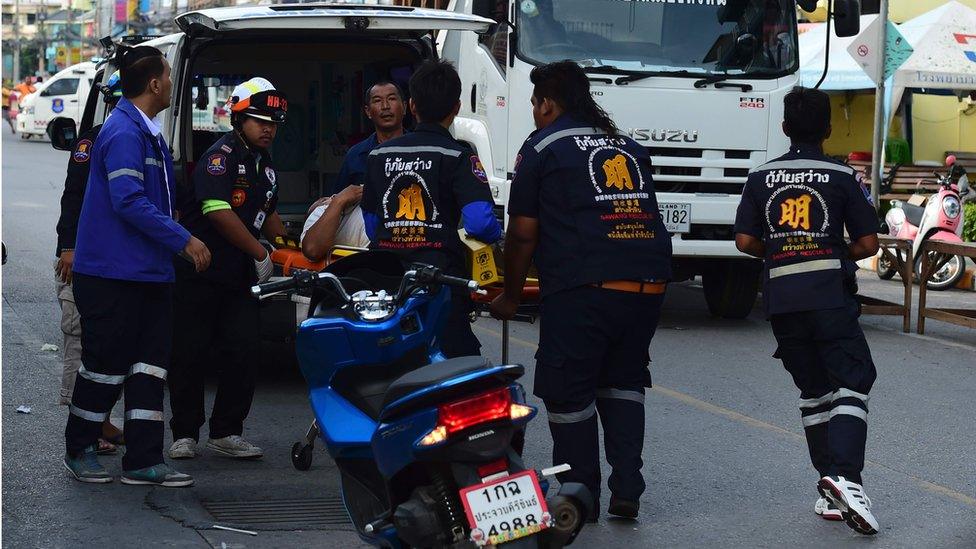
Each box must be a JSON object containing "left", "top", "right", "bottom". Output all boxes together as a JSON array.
[{"left": 96, "top": 438, "right": 118, "bottom": 455}]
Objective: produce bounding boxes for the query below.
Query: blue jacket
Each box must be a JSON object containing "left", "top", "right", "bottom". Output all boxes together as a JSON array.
[{"left": 73, "top": 98, "right": 190, "bottom": 283}]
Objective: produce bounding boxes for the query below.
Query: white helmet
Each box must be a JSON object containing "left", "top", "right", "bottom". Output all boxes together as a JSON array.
[{"left": 227, "top": 77, "right": 287, "bottom": 123}]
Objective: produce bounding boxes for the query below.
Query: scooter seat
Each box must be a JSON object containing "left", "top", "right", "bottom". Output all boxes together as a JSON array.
[
  {"left": 902, "top": 203, "right": 925, "bottom": 227},
  {"left": 382, "top": 356, "right": 491, "bottom": 409}
]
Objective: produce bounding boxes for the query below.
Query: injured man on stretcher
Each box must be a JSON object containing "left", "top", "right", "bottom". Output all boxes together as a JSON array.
[{"left": 300, "top": 183, "right": 370, "bottom": 261}]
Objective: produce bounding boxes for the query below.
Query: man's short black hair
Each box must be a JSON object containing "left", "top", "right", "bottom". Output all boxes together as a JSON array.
[
  {"left": 364, "top": 81, "right": 405, "bottom": 105},
  {"left": 118, "top": 44, "right": 165, "bottom": 99},
  {"left": 408, "top": 60, "right": 461, "bottom": 123},
  {"left": 784, "top": 87, "right": 832, "bottom": 143}
]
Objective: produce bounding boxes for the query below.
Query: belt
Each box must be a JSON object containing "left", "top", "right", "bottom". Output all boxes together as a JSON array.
[{"left": 591, "top": 280, "right": 667, "bottom": 294}]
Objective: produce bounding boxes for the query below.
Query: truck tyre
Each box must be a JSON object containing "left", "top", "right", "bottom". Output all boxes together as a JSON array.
[{"left": 702, "top": 260, "right": 761, "bottom": 319}]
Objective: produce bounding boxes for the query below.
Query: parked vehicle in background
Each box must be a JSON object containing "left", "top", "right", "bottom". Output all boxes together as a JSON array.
[
  {"left": 16, "top": 62, "right": 95, "bottom": 140},
  {"left": 879, "top": 156, "right": 970, "bottom": 290},
  {"left": 438, "top": 0, "right": 859, "bottom": 318}
]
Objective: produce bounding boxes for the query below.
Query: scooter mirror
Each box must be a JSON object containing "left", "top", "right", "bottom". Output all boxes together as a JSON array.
[{"left": 797, "top": 0, "right": 819, "bottom": 12}]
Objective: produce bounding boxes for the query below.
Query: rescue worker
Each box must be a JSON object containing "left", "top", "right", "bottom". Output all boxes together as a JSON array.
[
  {"left": 301, "top": 81, "right": 405, "bottom": 260},
  {"left": 65, "top": 44, "right": 211, "bottom": 486},
  {"left": 361, "top": 60, "right": 501, "bottom": 358},
  {"left": 54, "top": 71, "right": 125, "bottom": 454},
  {"left": 489, "top": 61, "right": 673, "bottom": 521},
  {"left": 733, "top": 87, "right": 880, "bottom": 535},
  {"left": 168, "top": 77, "right": 289, "bottom": 460},
  {"left": 332, "top": 81, "right": 407, "bottom": 194}
]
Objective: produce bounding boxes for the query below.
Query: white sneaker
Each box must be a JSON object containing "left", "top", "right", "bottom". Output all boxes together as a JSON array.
[
  {"left": 207, "top": 435, "right": 263, "bottom": 459},
  {"left": 168, "top": 438, "right": 197, "bottom": 460},
  {"left": 818, "top": 476, "right": 879, "bottom": 535},
  {"left": 814, "top": 496, "right": 843, "bottom": 521}
]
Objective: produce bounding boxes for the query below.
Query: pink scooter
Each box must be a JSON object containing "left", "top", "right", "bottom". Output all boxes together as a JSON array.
[{"left": 878, "top": 156, "right": 970, "bottom": 291}]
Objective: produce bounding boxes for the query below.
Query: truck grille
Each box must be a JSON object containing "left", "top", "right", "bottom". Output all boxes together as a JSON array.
[{"left": 647, "top": 147, "right": 764, "bottom": 194}]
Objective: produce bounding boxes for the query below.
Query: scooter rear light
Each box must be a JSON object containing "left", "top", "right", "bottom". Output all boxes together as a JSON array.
[
  {"left": 439, "top": 387, "right": 512, "bottom": 435},
  {"left": 510, "top": 403, "right": 533, "bottom": 420},
  {"left": 418, "top": 388, "right": 514, "bottom": 447}
]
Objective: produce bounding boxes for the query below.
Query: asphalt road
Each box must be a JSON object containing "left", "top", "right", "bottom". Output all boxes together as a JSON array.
[{"left": 3, "top": 133, "right": 976, "bottom": 548}]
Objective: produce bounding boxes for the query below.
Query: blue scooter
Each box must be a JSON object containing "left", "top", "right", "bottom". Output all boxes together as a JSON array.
[{"left": 252, "top": 251, "right": 591, "bottom": 548}]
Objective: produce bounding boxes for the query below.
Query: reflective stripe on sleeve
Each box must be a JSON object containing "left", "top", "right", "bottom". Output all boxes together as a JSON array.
[
  {"left": 368, "top": 146, "right": 461, "bottom": 157},
  {"left": 78, "top": 365, "right": 126, "bottom": 385},
  {"left": 125, "top": 409, "right": 164, "bottom": 422},
  {"left": 108, "top": 168, "right": 145, "bottom": 181},
  {"left": 130, "top": 362, "right": 167, "bottom": 381},
  {"left": 70, "top": 405, "right": 110, "bottom": 422},
  {"left": 768, "top": 259, "right": 842, "bottom": 280},
  {"left": 798, "top": 392, "right": 832, "bottom": 409},
  {"left": 801, "top": 411, "right": 830, "bottom": 427},
  {"left": 547, "top": 402, "right": 596, "bottom": 424},
  {"left": 145, "top": 158, "right": 163, "bottom": 168},
  {"left": 534, "top": 127, "right": 605, "bottom": 152},
  {"left": 833, "top": 388, "right": 869, "bottom": 404},
  {"left": 829, "top": 405, "right": 868, "bottom": 422},
  {"left": 202, "top": 199, "right": 231, "bottom": 215},
  {"left": 596, "top": 388, "right": 645, "bottom": 404}
]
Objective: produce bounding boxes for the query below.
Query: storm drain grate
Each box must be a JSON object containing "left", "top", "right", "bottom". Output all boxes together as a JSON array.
[{"left": 201, "top": 497, "right": 351, "bottom": 530}]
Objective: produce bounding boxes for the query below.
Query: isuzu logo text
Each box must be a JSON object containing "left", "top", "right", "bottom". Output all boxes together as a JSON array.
[{"left": 628, "top": 129, "right": 700, "bottom": 143}]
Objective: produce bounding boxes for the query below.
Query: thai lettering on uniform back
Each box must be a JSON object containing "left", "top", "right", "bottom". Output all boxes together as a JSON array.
[
  {"left": 361, "top": 123, "right": 499, "bottom": 272},
  {"left": 507, "top": 115, "right": 673, "bottom": 297},
  {"left": 734, "top": 144, "right": 879, "bottom": 315}
]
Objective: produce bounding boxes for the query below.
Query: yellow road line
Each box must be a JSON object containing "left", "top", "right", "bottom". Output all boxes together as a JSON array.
[{"left": 472, "top": 322, "right": 976, "bottom": 509}]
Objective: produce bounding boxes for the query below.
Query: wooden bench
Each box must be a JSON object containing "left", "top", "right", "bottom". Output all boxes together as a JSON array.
[
  {"left": 917, "top": 240, "right": 976, "bottom": 334},
  {"left": 857, "top": 236, "right": 914, "bottom": 333},
  {"left": 850, "top": 160, "right": 943, "bottom": 202}
]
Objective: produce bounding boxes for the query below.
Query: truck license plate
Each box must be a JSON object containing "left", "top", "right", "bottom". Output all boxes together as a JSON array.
[
  {"left": 460, "top": 470, "right": 550, "bottom": 546},
  {"left": 659, "top": 202, "right": 691, "bottom": 234}
]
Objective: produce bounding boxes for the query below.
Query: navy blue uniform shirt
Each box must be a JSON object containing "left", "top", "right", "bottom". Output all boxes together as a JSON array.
[
  {"left": 333, "top": 132, "right": 379, "bottom": 194},
  {"left": 734, "top": 143, "right": 879, "bottom": 315},
  {"left": 361, "top": 123, "right": 501, "bottom": 273},
  {"left": 177, "top": 132, "right": 279, "bottom": 288},
  {"left": 508, "top": 114, "right": 673, "bottom": 298}
]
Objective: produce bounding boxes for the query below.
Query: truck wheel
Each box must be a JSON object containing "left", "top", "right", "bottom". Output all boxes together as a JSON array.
[{"left": 702, "top": 260, "right": 761, "bottom": 319}]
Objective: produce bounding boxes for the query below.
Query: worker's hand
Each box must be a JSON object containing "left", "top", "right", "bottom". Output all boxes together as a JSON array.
[
  {"left": 334, "top": 184, "right": 364, "bottom": 208},
  {"left": 182, "top": 236, "right": 212, "bottom": 273},
  {"left": 307, "top": 196, "right": 332, "bottom": 216},
  {"left": 55, "top": 250, "right": 74, "bottom": 284},
  {"left": 254, "top": 251, "right": 273, "bottom": 284},
  {"left": 489, "top": 294, "right": 519, "bottom": 321}
]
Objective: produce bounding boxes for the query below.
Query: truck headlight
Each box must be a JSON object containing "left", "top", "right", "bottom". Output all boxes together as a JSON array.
[{"left": 942, "top": 196, "right": 961, "bottom": 219}]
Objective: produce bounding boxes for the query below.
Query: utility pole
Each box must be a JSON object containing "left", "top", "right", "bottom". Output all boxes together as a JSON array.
[
  {"left": 869, "top": 0, "right": 889, "bottom": 209},
  {"left": 13, "top": 0, "right": 21, "bottom": 82}
]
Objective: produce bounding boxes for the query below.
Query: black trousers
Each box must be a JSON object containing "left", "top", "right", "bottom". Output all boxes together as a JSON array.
[
  {"left": 438, "top": 289, "right": 482, "bottom": 359},
  {"left": 65, "top": 273, "right": 172, "bottom": 471},
  {"left": 534, "top": 285, "right": 664, "bottom": 503},
  {"left": 770, "top": 297, "right": 877, "bottom": 485},
  {"left": 169, "top": 276, "right": 259, "bottom": 442}
]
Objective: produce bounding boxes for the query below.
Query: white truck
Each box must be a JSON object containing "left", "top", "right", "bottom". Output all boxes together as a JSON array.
[{"left": 441, "top": 0, "right": 808, "bottom": 318}]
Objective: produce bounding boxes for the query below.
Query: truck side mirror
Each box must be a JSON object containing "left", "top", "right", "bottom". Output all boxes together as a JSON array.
[
  {"left": 195, "top": 84, "right": 209, "bottom": 111},
  {"left": 796, "top": 0, "right": 819, "bottom": 12},
  {"left": 833, "top": 0, "right": 862, "bottom": 38},
  {"left": 48, "top": 117, "right": 78, "bottom": 151}
]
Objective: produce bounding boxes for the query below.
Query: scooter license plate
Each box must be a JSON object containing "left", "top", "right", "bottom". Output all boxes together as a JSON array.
[{"left": 459, "top": 470, "right": 550, "bottom": 546}]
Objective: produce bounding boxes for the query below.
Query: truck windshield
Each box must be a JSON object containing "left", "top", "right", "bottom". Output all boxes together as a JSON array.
[{"left": 516, "top": 0, "right": 797, "bottom": 77}]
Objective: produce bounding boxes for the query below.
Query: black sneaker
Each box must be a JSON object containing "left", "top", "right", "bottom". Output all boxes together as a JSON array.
[
  {"left": 608, "top": 495, "right": 639, "bottom": 519},
  {"left": 63, "top": 445, "right": 113, "bottom": 483}
]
